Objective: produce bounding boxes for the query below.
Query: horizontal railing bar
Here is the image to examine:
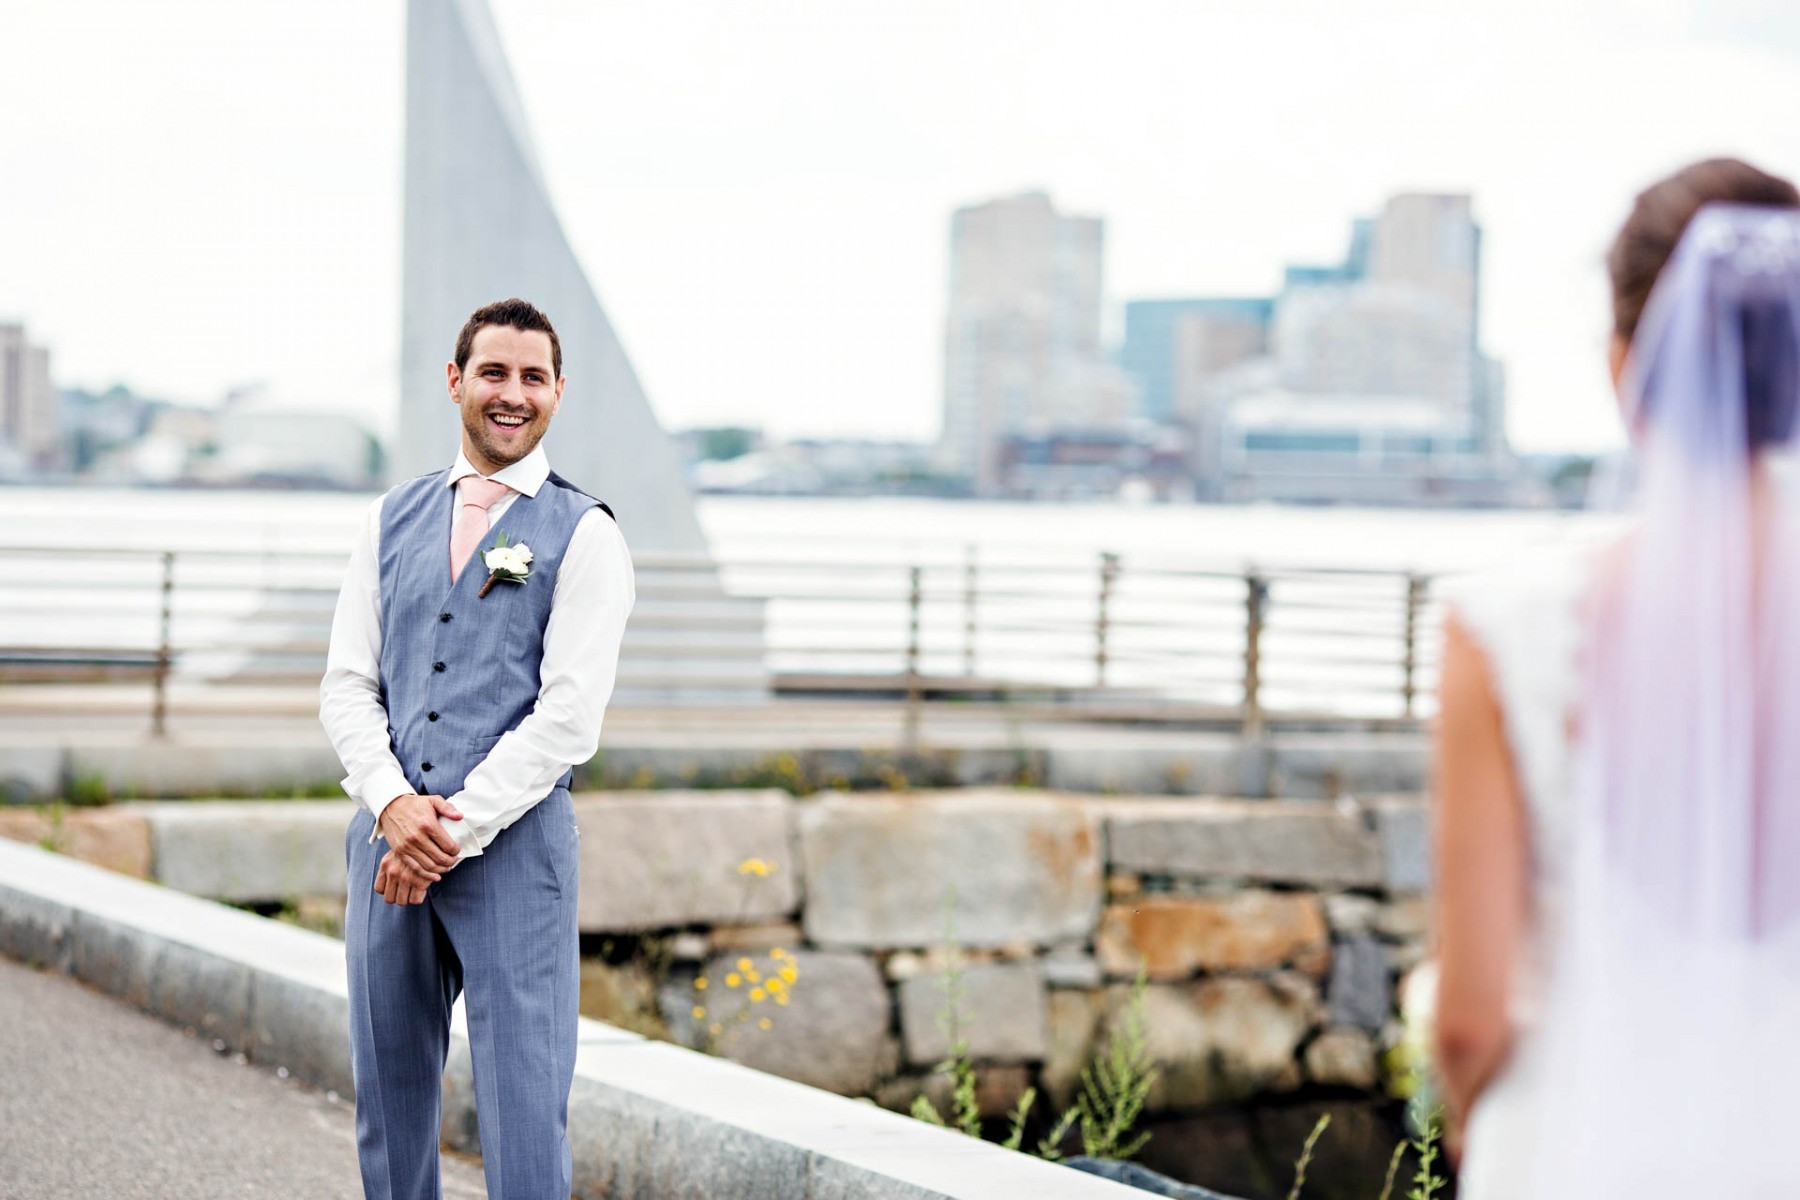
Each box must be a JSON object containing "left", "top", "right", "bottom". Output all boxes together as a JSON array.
[
  {"left": 0, "top": 541, "right": 1457, "bottom": 577},
  {"left": 0, "top": 546, "right": 349, "bottom": 563}
]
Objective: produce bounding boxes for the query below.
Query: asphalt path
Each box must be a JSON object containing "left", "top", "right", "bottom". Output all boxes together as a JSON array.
[{"left": 0, "top": 956, "right": 487, "bottom": 1199}]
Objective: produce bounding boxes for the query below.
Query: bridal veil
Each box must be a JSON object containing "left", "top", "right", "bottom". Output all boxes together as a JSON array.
[{"left": 1527, "top": 203, "right": 1800, "bottom": 1192}]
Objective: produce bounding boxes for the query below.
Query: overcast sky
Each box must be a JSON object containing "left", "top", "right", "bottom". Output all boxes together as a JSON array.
[{"left": 2, "top": 0, "right": 1797, "bottom": 451}]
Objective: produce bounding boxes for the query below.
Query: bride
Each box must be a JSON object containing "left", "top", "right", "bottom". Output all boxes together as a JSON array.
[{"left": 1433, "top": 159, "right": 1800, "bottom": 1196}]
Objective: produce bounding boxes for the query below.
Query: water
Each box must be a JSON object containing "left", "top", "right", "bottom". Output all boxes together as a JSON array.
[
  {"left": 697, "top": 494, "right": 1590, "bottom": 574},
  {"left": 0, "top": 484, "right": 1594, "bottom": 569}
]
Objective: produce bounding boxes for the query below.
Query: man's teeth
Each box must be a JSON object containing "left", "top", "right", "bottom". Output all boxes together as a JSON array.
[{"left": 491, "top": 414, "right": 526, "bottom": 427}]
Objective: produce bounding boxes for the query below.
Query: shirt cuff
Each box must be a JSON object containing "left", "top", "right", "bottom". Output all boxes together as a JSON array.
[
  {"left": 348, "top": 766, "right": 416, "bottom": 845},
  {"left": 443, "top": 813, "right": 483, "bottom": 861}
]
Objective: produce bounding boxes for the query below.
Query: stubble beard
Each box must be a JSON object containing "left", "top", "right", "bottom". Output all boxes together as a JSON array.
[{"left": 461, "top": 393, "right": 545, "bottom": 471}]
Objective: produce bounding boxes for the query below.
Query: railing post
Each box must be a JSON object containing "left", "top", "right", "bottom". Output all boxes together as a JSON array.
[
  {"left": 1095, "top": 552, "right": 1119, "bottom": 689},
  {"left": 962, "top": 544, "right": 978, "bottom": 678},
  {"left": 152, "top": 550, "right": 175, "bottom": 738},
  {"left": 1401, "top": 573, "right": 1426, "bottom": 719},
  {"left": 1242, "top": 570, "right": 1267, "bottom": 738},
  {"left": 904, "top": 565, "right": 923, "bottom": 754}
]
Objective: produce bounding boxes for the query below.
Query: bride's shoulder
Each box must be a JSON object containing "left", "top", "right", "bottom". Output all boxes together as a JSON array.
[{"left": 1437, "top": 530, "right": 1610, "bottom": 642}]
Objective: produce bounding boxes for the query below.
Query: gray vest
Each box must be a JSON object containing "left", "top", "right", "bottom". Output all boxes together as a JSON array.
[{"left": 378, "top": 469, "right": 607, "bottom": 799}]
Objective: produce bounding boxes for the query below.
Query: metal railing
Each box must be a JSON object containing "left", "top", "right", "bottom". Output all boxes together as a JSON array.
[
  {"left": 0, "top": 542, "right": 1446, "bottom": 733},
  {"left": 719, "top": 549, "right": 1443, "bottom": 721}
]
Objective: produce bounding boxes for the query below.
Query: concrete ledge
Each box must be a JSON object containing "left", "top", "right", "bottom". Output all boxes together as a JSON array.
[
  {"left": 799, "top": 791, "right": 1102, "bottom": 951},
  {"left": 0, "top": 839, "right": 1140, "bottom": 1200},
  {"left": 137, "top": 800, "right": 354, "bottom": 903},
  {"left": 0, "top": 805, "right": 152, "bottom": 878},
  {"left": 573, "top": 790, "right": 798, "bottom": 931},
  {"left": 1104, "top": 797, "right": 1385, "bottom": 888}
]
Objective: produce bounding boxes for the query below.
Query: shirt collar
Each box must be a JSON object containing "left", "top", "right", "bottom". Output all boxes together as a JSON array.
[{"left": 446, "top": 445, "right": 550, "bottom": 498}]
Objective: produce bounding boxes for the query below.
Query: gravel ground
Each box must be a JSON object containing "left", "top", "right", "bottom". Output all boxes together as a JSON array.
[{"left": 0, "top": 955, "right": 487, "bottom": 1199}]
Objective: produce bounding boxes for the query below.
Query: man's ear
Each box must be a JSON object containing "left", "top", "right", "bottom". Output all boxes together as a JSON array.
[
  {"left": 446, "top": 360, "right": 462, "bottom": 402},
  {"left": 551, "top": 376, "right": 565, "bottom": 416}
]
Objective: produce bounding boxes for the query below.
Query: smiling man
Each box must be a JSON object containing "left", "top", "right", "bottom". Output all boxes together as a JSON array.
[{"left": 319, "top": 297, "right": 635, "bottom": 1200}]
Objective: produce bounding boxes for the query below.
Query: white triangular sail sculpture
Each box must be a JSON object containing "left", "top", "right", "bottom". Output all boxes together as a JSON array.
[
  {"left": 400, "top": 0, "right": 765, "bottom": 705},
  {"left": 399, "top": 0, "right": 706, "bottom": 557}
]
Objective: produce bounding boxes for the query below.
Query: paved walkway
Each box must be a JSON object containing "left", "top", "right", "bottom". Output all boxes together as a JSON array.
[{"left": 0, "top": 956, "right": 486, "bottom": 1199}]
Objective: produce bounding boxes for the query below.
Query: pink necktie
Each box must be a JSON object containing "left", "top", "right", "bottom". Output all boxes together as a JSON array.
[{"left": 449, "top": 476, "right": 513, "bottom": 583}]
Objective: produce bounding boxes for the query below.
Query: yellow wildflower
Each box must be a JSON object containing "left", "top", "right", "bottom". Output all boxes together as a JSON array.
[
  {"left": 737, "top": 858, "right": 772, "bottom": 877},
  {"left": 750, "top": 988, "right": 766, "bottom": 1003},
  {"left": 694, "top": 977, "right": 709, "bottom": 991},
  {"left": 770, "top": 947, "right": 788, "bottom": 960},
  {"left": 766, "top": 977, "right": 786, "bottom": 996},
  {"left": 775, "top": 993, "right": 790, "bottom": 1006},
  {"left": 779, "top": 965, "right": 799, "bottom": 984},
  {"left": 691, "top": 1006, "right": 706, "bottom": 1020},
  {"left": 726, "top": 973, "right": 742, "bottom": 988},
  {"left": 709, "top": 1022, "right": 723, "bottom": 1036},
  {"left": 758, "top": 1018, "right": 772, "bottom": 1031},
  {"left": 736, "top": 957, "right": 753, "bottom": 973},
  {"left": 745, "top": 969, "right": 761, "bottom": 984}
]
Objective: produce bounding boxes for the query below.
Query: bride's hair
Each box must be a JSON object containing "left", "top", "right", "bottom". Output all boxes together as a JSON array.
[
  {"left": 1610, "top": 160, "right": 1800, "bottom": 450},
  {"left": 1607, "top": 158, "right": 1798, "bottom": 342}
]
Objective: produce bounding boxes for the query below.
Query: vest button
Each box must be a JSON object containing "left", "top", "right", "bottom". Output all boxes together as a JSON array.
[
  {"left": 421, "top": 762, "right": 434, "bottom": 772},
  {"left": 427, "top": 712, "right": 439, "bottom": 722},
  {"left": 433, "top": 661, "right": 446, "bottom": 672},
  {"left": 439, "top": 613, "right": 452, "bottom": 623}
]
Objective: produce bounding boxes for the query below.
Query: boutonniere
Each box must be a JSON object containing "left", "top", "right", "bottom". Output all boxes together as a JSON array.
[{"left": 479, "top": 531, "right": 533, "bottom": 598}]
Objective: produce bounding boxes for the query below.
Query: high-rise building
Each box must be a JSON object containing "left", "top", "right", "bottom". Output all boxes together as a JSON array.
[
  {"left": 1275, "top": 194, "right": 1482, "bottom": 419},
  {"left": 0, "top": 323, "right": 58, "bottom": 466},
  {"left": 1118, "top": 192, "right": 1516, "bottom": 504},
  {"left": 938, "top": 191, "right": 1106, "bottom": 496},
  {"left": 1121, "top": 298, "right": 1272, "bottom": 424}
]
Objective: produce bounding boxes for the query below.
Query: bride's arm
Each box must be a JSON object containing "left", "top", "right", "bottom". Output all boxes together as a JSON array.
[{"left": 1430, "top": 613, "right": 1532, "bottom": 1142}]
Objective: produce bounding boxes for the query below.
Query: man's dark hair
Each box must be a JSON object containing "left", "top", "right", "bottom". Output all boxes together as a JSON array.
[{"left": 454, "top": 298, "right": 563, "bottom": 379}]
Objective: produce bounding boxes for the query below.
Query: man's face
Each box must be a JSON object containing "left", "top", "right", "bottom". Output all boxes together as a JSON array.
[{"left": 447, "top": 324, "right": 564, "bottom": 474}]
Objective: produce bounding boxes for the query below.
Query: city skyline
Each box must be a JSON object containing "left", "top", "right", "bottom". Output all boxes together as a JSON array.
[{"left": 3, "top": 0, "right": 1799, "bottom": 454}]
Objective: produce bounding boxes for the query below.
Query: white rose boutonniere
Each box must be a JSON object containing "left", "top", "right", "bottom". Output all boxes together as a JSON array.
[{"left": 478, "top": 532, "right": 533, "bottom": 598}]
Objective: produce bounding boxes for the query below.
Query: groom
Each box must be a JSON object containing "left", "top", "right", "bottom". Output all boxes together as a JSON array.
[{"left": 320, "top": 297, "right": 635, "bottom": 1199}]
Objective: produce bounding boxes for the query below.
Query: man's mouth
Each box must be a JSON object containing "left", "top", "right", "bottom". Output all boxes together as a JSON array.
[{"left": 488, "top": 411, "right": 528, "bottom": 430}]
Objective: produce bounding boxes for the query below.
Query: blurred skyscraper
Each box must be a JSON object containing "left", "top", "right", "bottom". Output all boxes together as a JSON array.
[
  {"left": 1120, "top": 298, "right": 1273, "bottom": 425},
  {"left": 1122, "top": 193, "right": 1515, "bottom": 504},
  {"left": 0, "top": 323, "right": 58, "bottom": 468},
  {"left": 937, "top": 191, "right": 1111, "bottom": 496}
]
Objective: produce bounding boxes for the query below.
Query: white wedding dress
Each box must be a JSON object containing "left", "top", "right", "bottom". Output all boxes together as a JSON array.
[
  {"left": 1447, "top": 530, "right": 1800, "bottom": 1196},
  {"left": 1442, "top": 540, "right": 1593, "bottom": 1200},
  {"left": 1442, "top": 207, "right": 1800, "bottom": 1197}
]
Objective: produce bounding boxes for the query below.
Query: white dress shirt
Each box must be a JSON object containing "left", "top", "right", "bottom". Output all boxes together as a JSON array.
[{"left": 319, "top": 446, "right": 635, "bottom": 861}]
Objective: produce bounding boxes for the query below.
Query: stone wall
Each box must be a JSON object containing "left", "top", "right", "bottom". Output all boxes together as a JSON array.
[{"left": 1, "top": 787, "right": 1429, "bottom": 1136}]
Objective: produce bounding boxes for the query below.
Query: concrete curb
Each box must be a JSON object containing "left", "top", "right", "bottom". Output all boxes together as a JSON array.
[{"left": 0, "top": 839, "right": 1142, "bottom": 1200}]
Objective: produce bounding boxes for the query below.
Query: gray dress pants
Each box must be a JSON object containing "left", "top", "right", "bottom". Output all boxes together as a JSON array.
[{"left": 344, "top": 789, "right": 580, "bottom": 1200}]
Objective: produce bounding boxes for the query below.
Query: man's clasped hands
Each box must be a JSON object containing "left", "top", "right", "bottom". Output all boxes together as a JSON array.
[{"left": 373, "top": 793, "right": 466, "bottom": 906}]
